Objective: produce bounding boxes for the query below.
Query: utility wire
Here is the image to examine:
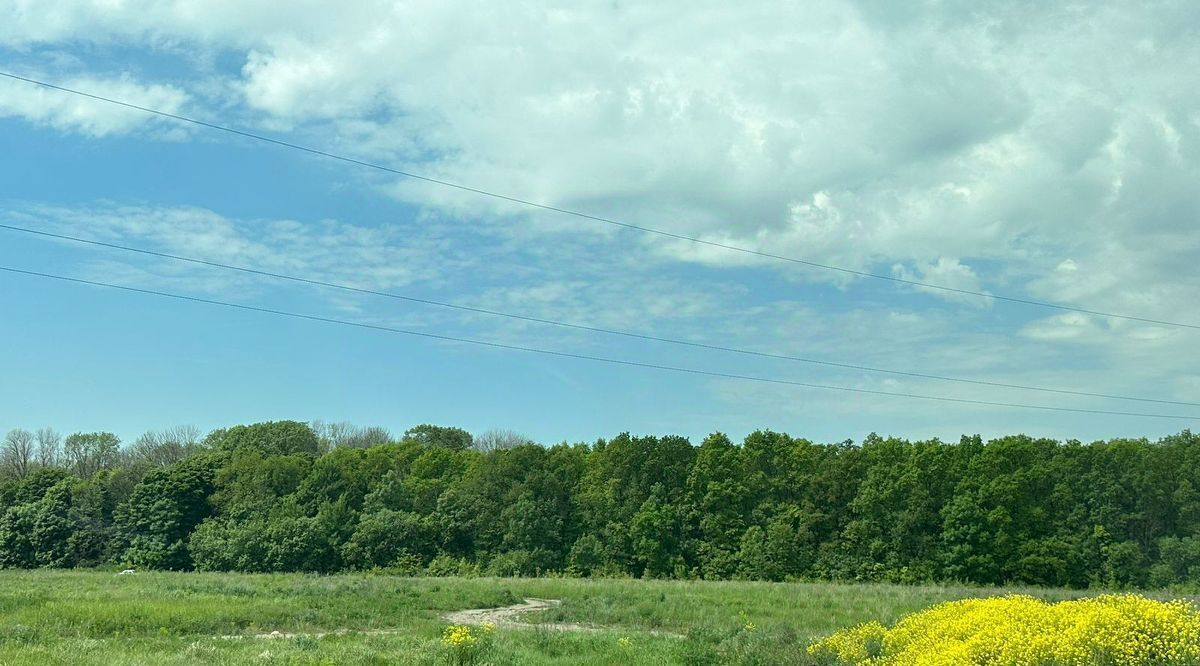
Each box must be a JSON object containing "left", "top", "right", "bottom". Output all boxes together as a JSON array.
[
  {"left": 3, "top": 222, "right": 1197, "bottom": 409},
  {"left": 2, "top": 70, "right": 1197, "bottom": 331},
  {"left": 0, "top": 264, "right": 1195, "bottom": 421}
]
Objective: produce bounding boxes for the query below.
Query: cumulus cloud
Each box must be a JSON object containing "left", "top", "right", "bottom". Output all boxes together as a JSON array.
[
  {"left": 2, "top": 2, "right": 1196, "bottom": 311},
  {"left": 0, "top": 72, "right": 188, "bottom": 137},
  {"left": 892, "top": 257, "right": 990, "bottom": 306},
  {"left": 1020, "top": 312, "right": 1103, "bottom": 343},
  {"left": 1, "top": 1, "right": 1199, "bottom": 431}
]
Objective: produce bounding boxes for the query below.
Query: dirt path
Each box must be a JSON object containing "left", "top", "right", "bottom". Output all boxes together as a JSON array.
[
  {"left": 220, "top": 627, "right": 406, "bottom": 640},
  {"left": 442, "top": 598, "right": 682, "bottom": 637},
  {"left": 219, "top": 598, "right": 590, "bottom": 640},
  {"left": 441, "top": 597, "right": 595, "bottom": 632}
]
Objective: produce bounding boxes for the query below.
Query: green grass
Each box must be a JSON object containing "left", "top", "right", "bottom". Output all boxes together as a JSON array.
[{"left": 0, "top": 571, "right": 1193, "bottom": 665}]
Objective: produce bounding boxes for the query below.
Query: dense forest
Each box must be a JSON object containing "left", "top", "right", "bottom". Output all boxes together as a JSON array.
[{"left": 1, "top": 421, "right": 1198, "bottom": 589}]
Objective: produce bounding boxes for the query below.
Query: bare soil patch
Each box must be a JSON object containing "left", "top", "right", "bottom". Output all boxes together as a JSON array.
[
  {"left": 441, "top": 597, "right": 596, "bottom": 632},
  {"left": 220, "top": 597, "right": 593, "bottom": 639}
]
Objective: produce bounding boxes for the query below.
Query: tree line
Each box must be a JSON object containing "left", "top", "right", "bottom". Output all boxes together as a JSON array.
[{"left": 2, "top": 421, "right": 1198, "bottom": 589}]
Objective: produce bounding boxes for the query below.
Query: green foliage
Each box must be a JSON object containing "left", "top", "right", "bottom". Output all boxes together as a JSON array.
[
  {"left": 630, "top": 488, "right": 686, "bottom": 578},
  {"left": 112, "top": 454, "right": 217, "bottom": 570},
  {"left": 206, "top": 420, "right": 321, "bottom": 457},
  {"left": 342, "top": 508, "right": 436, "bottom": 569},
  {"left": 0, "top": 482, "right": 70, "bottom": 568},
  {"left": 1, "top": 465, "right": 71, "bottom": 506},
  {"left": 188, "top": 517, "right": 264, "bottom": 571},
  {"left": 403, "top": 424, "right": 474, "bottom": 451},
  {"left": 567, "top": 534, "right": 612, "bottom": 576},
  {"left": 2, "top": 421, "right": 1200, "bottom": 592},
  {"left": 62, "top": 431, "right": 120, "bottom": 478},
  {"left": 209, "top": 450, "right": 312, "bottom": 519},
  {"left": 687, "top": 433, "right": 751, "bottom": 579}
]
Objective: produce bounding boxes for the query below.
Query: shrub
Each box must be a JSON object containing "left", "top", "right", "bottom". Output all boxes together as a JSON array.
[
  {"left": 486, "top": 549, "right": 537, "bottom": 577},
  {"left": 426, "top": 554, "right": 480, "bottom": 577},
  {"left": 808, "top": 594, "right": 1200, "bottom": 665}
]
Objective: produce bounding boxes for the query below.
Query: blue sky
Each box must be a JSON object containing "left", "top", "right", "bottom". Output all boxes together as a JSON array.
[{"left": 1, "top": 1, "right": 1198, "bottom": 447}]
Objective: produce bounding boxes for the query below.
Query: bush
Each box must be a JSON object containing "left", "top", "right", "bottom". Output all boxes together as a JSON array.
[
  {"left": 486, "top": 549, "right": 536, "bottom": 577},
  {"left": 808, "top": 594, "right": 1200, "bottom": 665},
  {"left": 426, "top": 554, "right": 480, "bottom": 577},
  {"left": 341, "top": 509, "right": 434, "bottom": 570}
]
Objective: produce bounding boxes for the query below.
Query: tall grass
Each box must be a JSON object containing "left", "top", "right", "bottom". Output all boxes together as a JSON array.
[{"left": 0, "top": 571, "right": 1193, "bottom": 665}]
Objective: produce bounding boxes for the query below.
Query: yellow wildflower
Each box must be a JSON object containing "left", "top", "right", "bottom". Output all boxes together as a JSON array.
[
  {"left": 808, "top": 594, "right": 1200, "bottom": 665},
  {"left": 442, "top": 624, "right": 478, "bottom": 648}
]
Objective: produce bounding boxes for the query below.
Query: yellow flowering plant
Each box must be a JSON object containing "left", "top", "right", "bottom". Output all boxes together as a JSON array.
[
  {"left": 808, "top": 594, "right": 1200, "bottom": 665},
  {"left": 441, "top": 623, "right": 494, "bottom": 665},
  {"left": 739, "top": 610, "right": 757, "bottom": 632}
]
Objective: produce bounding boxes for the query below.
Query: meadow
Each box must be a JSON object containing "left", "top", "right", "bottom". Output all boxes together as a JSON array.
[
  {"left": 1, "top": 570, "right": 1191, "bottom": 665},
  {"left": 4, "top": 425, "right": 1200, "bottom": 663}
]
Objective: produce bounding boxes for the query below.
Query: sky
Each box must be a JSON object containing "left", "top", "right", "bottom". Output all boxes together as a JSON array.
[{"left": 1, "top": 1, "right": 1198, "bottom": 447}]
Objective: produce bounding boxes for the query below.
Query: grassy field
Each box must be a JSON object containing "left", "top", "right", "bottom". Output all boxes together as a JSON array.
[{"left": 0, "top": 571, "right": 1192, "bottom": 665}]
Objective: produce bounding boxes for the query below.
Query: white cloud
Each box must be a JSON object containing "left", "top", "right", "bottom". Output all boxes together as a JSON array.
[
  {"left": 2, "top": 3, "right": 1196, "bottom": 316},
  {"left": 1020, "top": 313, "right": 1101, "bottom": 343},
  {"left": 2, "top": 201, "right": 477, "bottom": 296},
  {"left": 2, "top": 1, "right": 1199, "bottom": 431},
  {"left": 0, "top": 72, "right": 188, "bottom": 137},
  {"left": 0, "top": 199, "right": 746, "bottom": 346},
  {"left": 892, "top": 257, "right": 990, "bottom": 306}
]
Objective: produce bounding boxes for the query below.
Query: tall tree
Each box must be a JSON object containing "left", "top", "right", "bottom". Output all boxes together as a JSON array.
[
  {"left": 206, "top": 421, "right": 321, "bottom": 457},
  {"left": 62, "top": 432, "right": 120, "bottom": 478},
  {"left": 2, "top": 428, "right": 35, "bottom": 479},
  {"left": 113, "top": 454, "right": 217, "bottom": 570},
  {"left": 403, "top": 424, "right": 474, "bottom": 451},
  {"left": 473, "top": 429, "right": 533, "bottom": 453},
  {"left": 34, "top": 428, "right": 61, "bottom": 468},
  {"left": 129, "top": 426, "right": 201, "bottom": 467}
]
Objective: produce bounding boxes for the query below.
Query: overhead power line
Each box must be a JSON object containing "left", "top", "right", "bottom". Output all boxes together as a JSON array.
[
  {"left": 3, "top": 222, "right": 1197, "bottom": 409},
  {"left": 0, "top": 264, "right": 1195, "bottom": 421},
  {"left": 2, "top": 70, "right": 1197, "bottom": 331}
]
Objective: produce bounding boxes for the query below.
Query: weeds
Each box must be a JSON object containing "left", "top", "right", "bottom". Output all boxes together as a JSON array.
[{"left": 0, "top": 570, "right": 1193, "bottom": 665}]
